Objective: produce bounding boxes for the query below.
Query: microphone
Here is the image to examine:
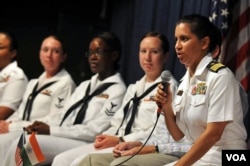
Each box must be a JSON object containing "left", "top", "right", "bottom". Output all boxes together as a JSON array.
[
  {"left": 161, "top": 70, "right": 171, "bottom": 93},
  {"left": 157, "top": 70, "right": 171, "bottom": 115}
]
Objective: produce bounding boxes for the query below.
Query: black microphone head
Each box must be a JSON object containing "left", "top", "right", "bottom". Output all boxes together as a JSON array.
[{"left": 161, "top": 70, "right": 171, "bottom": 83}]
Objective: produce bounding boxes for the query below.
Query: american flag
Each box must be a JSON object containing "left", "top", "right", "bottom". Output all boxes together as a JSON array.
[
  {"left": 210, "top": 0, "right": 250, "bottom": 92},
  {"left": 15, "top": 131, "right": 25, "bottom": 166}
]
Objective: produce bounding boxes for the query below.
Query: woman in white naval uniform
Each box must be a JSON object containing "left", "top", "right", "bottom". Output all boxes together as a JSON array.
[
  {"left": 0, "top": 35, "right": 76, "bottom": 162},
  {"left": 155, "top": 14, "right": 247, "bottom": 166},
  {"left": 0, "top": 30, "right": 28, "bottom": 120},
  {"left": 3, "top": 31, "right": 126, "bottom": 165},
  {"left": 51, "top": 31, "right": 179, "bottom": 166}
]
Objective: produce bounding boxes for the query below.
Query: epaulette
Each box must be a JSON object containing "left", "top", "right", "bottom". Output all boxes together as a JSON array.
[{"left": 207, "top": 60, "right": 226, "bottom": 73}]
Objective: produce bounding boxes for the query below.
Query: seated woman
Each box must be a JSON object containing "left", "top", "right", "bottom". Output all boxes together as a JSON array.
[
  {"left": 0, "top": 30, "right": 28, "bottom": 120},
  {"left": 156, "top": 14, "right": 247, "bottom": 166},
  {"left": 0, "top": 35, "right": 76, "bottom": 161}
]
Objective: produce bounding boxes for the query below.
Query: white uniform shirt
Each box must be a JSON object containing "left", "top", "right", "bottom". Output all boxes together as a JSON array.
[
  {"left": 8, "top": 68, "right": 76, "bottom": 131},
  {"left": 173, "top": 54, "right": 247, "bottom": 164},
  {"left": 0, "top": 61, "right": 28, "bottom": 110},
  {"left": 50, "top": 72, "right": 126, "bottom": 142},
  {"left": 104, "top": 74, "right": 179, "bottom": 142}
]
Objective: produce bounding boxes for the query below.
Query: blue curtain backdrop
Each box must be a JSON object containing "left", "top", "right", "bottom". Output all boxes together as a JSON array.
[{"left": 109, "top": 0, "right": 213, "bottom": 85}]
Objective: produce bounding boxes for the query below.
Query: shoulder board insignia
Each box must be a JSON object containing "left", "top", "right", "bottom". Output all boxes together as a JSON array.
[{"left": 207, "top": 61, "right": 226, "bottom": 73}]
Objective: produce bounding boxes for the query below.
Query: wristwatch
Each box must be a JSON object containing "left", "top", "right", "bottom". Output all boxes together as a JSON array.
[{"left": 155, "top": 145, "right": 159, "bottom": 153}]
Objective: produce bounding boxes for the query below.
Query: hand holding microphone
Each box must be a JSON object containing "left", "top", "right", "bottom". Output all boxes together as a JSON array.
[{"left": 156, "top": 70, "right": 172, "bottom": 115}]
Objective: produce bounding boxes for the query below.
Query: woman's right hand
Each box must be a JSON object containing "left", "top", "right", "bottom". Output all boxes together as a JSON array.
[
  {"left": 154, "top": 83, "right": 173, "bottom": 113},
  {"left": 113, "top": 141, "right": 142, "bottom": 157}
]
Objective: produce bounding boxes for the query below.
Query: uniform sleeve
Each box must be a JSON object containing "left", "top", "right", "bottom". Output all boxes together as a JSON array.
[
  {"left": 7, "top": 80, "right": 35, "bottom": 123},
  {"left": 157, "top": 137, "right": 191, "bottom": 156},
  {"left": 0, "top": 79, "right": 28, "bottom": 111},
  {"left": 140, "top": 116, "right": 191, "bottom": 155},
  {"left": 8, "top": 121, "right": 32, "bottom": 132},
  {"left": 8, "top": 81, "right": 34, "bottom": 131},
  {"left": 50, "top": 83, "right": 126, "bottom": 142},
  {"left": 207, "top": 71, "right": 238, "bottom": 122}
]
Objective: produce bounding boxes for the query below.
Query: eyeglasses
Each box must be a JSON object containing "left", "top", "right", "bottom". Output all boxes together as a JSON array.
[{"left": 85, "top": 50, "right": 112, "bottom": 58}]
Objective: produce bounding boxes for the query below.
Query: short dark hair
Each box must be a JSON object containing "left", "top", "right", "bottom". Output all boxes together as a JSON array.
[
  {"left": 209, "top": 24, "right": 222, "bottom": 57},
  {"left": 93, "top": 32, "right": 122, "bottom": 70},
  {"left": 177, "top": 14, "right": 220, "bottom": 53}
]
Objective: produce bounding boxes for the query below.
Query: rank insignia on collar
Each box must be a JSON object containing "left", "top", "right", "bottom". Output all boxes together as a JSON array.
[{"left": 207, "top": 60, "right": 226, "bottom": 73}]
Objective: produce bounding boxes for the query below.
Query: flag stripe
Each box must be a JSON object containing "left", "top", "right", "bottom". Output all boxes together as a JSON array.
[
  {"left": 226, "top": 38, "right": 250, "bottom": 73},
  {"left": 29, "top": 133, "right": 46, "bottom": 162},
  {"left": 238, "top": 7, "right": 250, "bottom": 30},
  {"left": 236, "top": 52, "right": 250, "bottom": 81},
  {"left": 228, "top": 7, "right": 249, "bottom": 40},
  {"left": 15, "top": 147, "right": 22, "bottom": 166},
  {"left": 223, "top": 8, "right": 250, "bottom": 66},
  {"left": 240, "top": 73, "right": 250, "bottom": 90}
]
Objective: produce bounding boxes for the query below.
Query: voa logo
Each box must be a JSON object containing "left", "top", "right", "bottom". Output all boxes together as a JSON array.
[{"left": 226, "top": 153, "right": 246, "bottom": 161}]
